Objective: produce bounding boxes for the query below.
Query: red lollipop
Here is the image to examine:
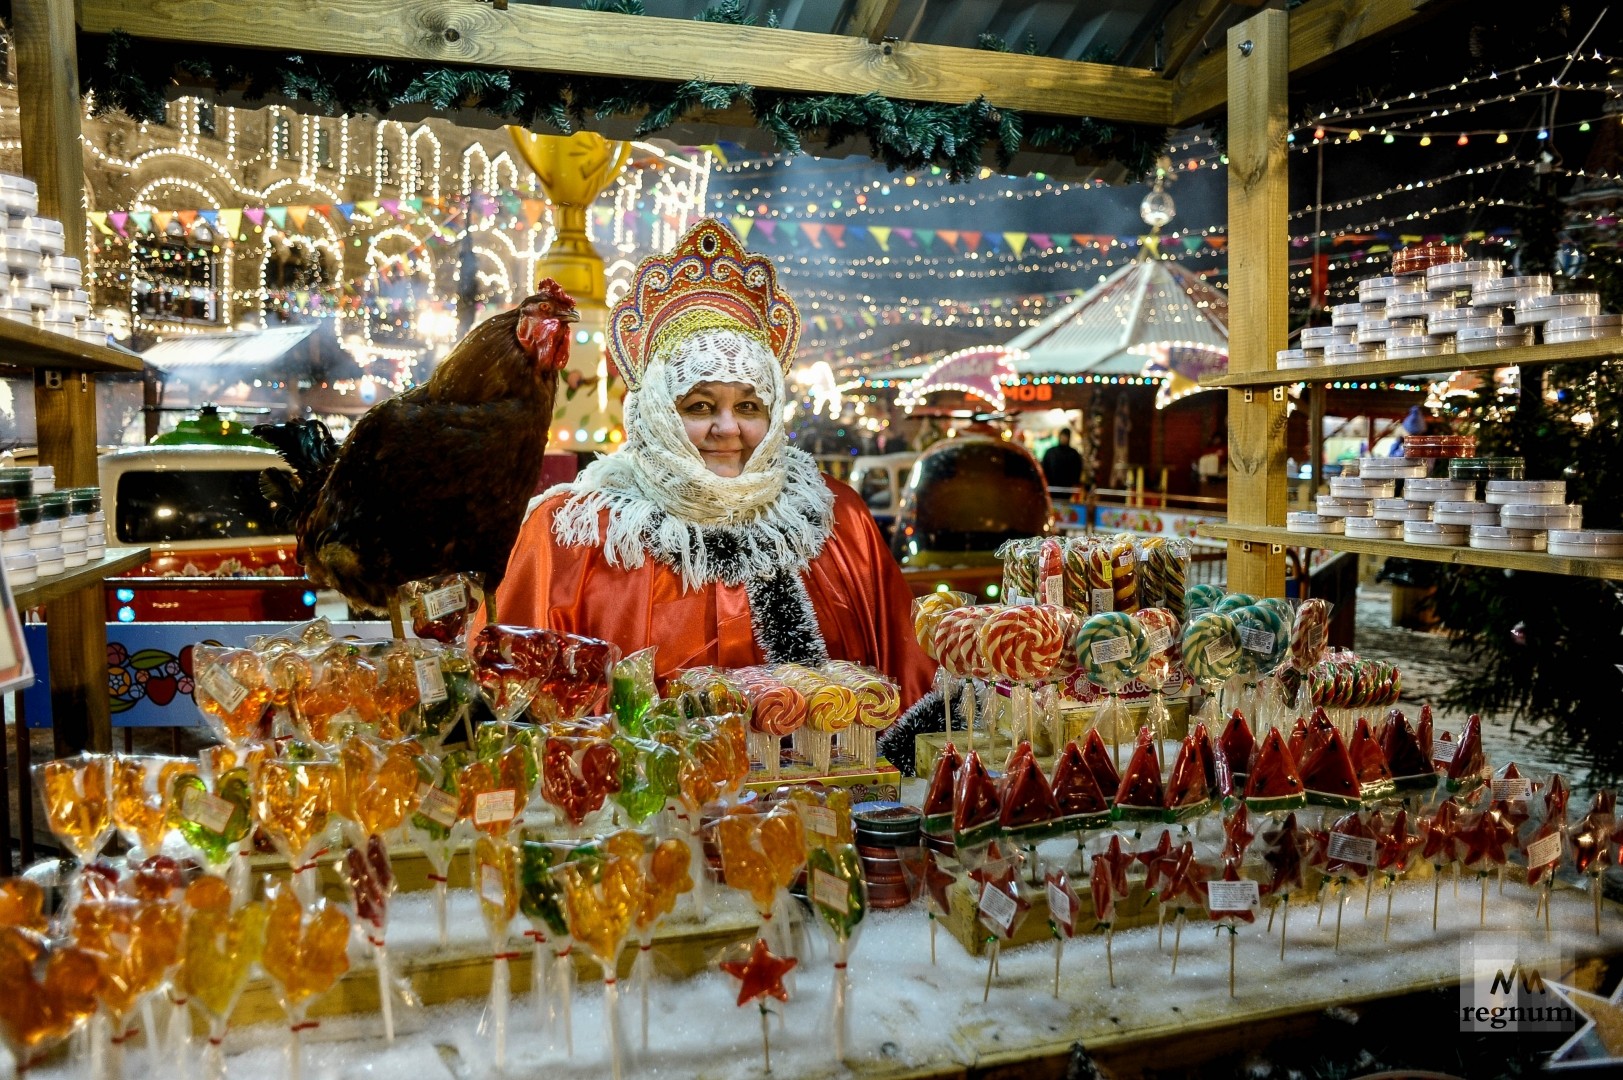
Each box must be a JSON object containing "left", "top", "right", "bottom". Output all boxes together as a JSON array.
[{"left": 540, "top": 736, "right": 623, "bottom": 827}]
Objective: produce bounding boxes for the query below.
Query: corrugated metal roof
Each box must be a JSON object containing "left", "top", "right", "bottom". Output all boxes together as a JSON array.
[
  {"left": 141, "top": 326, "right": 318, "bottom": 373},
  {"left": 1006, "top": 257, "right": 1229, "bottom": 376}
]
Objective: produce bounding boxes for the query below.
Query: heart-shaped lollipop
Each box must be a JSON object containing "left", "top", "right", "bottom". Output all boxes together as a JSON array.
[
  {"left": 541, "top": 736, "right": 623, "bottom": 827},
  {"left": 168, "top": 769, "right": 252, "bottom": 867},
  {"left": 260, "top": 887, "right": 352, "bottom": 1011}
]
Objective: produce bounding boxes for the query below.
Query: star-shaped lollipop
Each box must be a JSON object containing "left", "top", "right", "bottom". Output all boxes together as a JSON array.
[
  {"left": 1222, "top": 805, "right": 1256, "bottom": 864},
  {"left": 720, "top": 936, "right": 798, "bottom": 1008},
  {"left": 1547, "top": 978, "right": 1623, "bottom": 1067},
  {"left": 1135, "top": 829, "right": 1175, "bottom": 896}
]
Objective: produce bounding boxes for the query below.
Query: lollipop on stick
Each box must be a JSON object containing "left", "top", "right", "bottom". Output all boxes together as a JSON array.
[
  {"left": 1317, "top": 812, "right": 1376, "bottom": 950},
  {"left": 807, "top": 841, "right": 868, "bottom": 1060},
  {"left": 177, "top": 878, "right": 266, "bottom": 1080},
  {"left": 1090, "top": 835, "right": 1133, "bottom": 987},
  {"left": 1045, "top": 867, "right": 1081, "bottom": 997},
  {"left": 250, "top": 751, "right": 337, "bottom": 905},
  {"left": 38, "top": 754, "right": 115, "bottom": 869},
  {"left": 1181, "top": 613, "right": 1243, "bottom": 728},
  {"left": 72, "top": 882, "right": 184, "bottom": 1075},
  {"left": 259, "top": 887, "right": 350, "bottom": 1080},
  {"left": 407, "top": 750, "right": 464, "bottom": 946},
  {"left": 1421, "top": 801, "right": 1465, "bottom": 932},
  {"left": 1131, "top": 607, "right": 1181, "bottom": 765},
  {"left": 1374, "top": 808, "right": 1422, "bottom": 941},
  {"left": 112, "top": 756, "right": 195, "bottom": 861},
  {"left": 1159, "top": 841, "right": 1210, "bottom": 974},
  {"left": 631, "top": 837, "right": 694, "bottom": 1052},
  {"left": 968, "top": 844, "right": 1030, "bottom": 1002},
  {"left": 519, "top": 839, "right": 579, "bottom": 1054},
  {"left": 475, "top": 834, "right": 521, "bottom": 1071},
  {"left": 1075, "top": 611, "right": 1151, "bottom": 769},
  {"left": 1205, "top": 862, "right": 1259, "bottom": 997},
  {"left": 1260, "top": 814, "right": 1306, "bottom": 960},
  {"left": 559, "top": 831, "right": 644, "bottom": 1080},
  {"left": 719, "top": 937, "right": 797, "bottom": 1073},
  {"left": 0, "top": 924, "right": 102, "bottom": 1074}
]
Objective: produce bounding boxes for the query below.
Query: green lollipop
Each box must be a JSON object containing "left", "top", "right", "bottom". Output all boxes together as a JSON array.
[
  {"left": 1214, "top": 592, "right": 1257, "bottom": 614},
  {"left": 610, "top": 734, "right": 679, "bottom": 823},
  {"left": 1180, "top": 612, "right": 1243, "bottom": 684},
  {"left": 1231, "top": 603, "right": 1291, "bottom": 674},
  {"left": 1074, "top": 611, "right": 1152, "bottom": 689},
  {"left": 1186, "top": 583, "right": 1225, "bottom": 617},
  {"left": 807, "top": 843, "right": 868, "bottom": 942},
  {"left": 169, "top": 768, "right": 252, "bottom": 866}
]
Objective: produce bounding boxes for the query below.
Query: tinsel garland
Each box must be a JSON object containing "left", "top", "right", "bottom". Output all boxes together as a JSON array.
[{"left": 76, "top": 17, "right": 1168, "bottom": 181}]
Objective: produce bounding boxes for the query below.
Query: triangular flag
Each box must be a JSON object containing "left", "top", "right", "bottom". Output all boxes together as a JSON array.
[
  {"left": 151, "top": 210, "right": 173, "bottom": 233},
  {"left": 108, "top": 211, "right": 129, "bottom": 236},
  {"left": 779, "top": 220, "right": 799, "bottom": 243},
  {"left": 937, "top": 229, "right": 959, "bottom": 249},
  {"left": 312, "top": 204, "right": 333, "bottom": 219},
  {"left": 813, "top": 315, "right": 827, "bottom": 331},
  {"left": 1028, "top": 232, "right": 1051, "bottom": 252},
  {"left": 521, "top": 199, "right": 545, "bottom": 225},
  {"left": 287, "top": 205, "right": 310, "bottom": 230},
  {"left": 826, "top": 224, "right": 846, "bottom": 247},
  {"left": 176, "top": 209, "right": 198, "bottom": 228},
  {"left": 1096, "top": 237, "right": 1114, "bottom": 254},
  {"left": 915, "top": 229, "right": 935, "bottom": 251},
  {"left": 244, "top": 207, "right": 266, "bottom": 226},
  {"left": 130, "top": 211, "right": 153, "bottom": 235},
  {"left": 868, "top": 226, "right": 891, "bottom": 251},
  {"left": 88, "top": 211, "right": 112, "bottom": 236},
  {"left": 267, "top": 207, "right": 289, "bottom": 229},
  {"left": 218, "top": 208, "right": 242, "bottom": 239},
  {"left": 1183, "top": 235, "right": 1204, "bottom": 254},
  {"left": 1140, "top": 234, "right": 1161, "bottom": 257},
  {"left": 1050, "top": 234, "right": 1070, "bottom": 251},
  {"left": 355, "top": 199, "right": 379, "bottom": 218},
  {"left": 730, "top": 216, "right": 754, "bottom": 241},
  {"left": 894, "top": 227, "right": 914, "bottom": 246},
  {"left": 754, "top": 219, "right": 777, "bottom": 242},
  {"left": 334, "top": 203, "right": 353, "bottom": 220},
  {"left": 1071, "top": 233, "right": 1092, "bottom": 248},
  {"left": 379, "top": 199, "right": 399, "bottom": 217},
  {"left": 960, "top": 231, "right": 981, "bottom": 252},
  {"left": 1206, "top": 236, "right": 1227, "bottom": 252},
  {"left": 1004, "top": 232, "right": 1027, "bottom": 258},
  {"left": 404, "top": 197, "right": 423, "bottom": 214},
  {"left": 802, "top": 222, "right": 824, "bottom": 248},
  {"left": 199, "top": 209, "right": 219, "bottom": 228}
]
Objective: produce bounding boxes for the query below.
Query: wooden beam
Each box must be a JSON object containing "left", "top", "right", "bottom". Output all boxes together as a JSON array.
[
  {"left": 77, "top": 0, "right": 1174, "bottom": 127},
  {"left": 1172, "top": 0, "right": 1451, "bottom": 126},
  {"left": 840, "top": 0, "right": 904, "bottom": 44},
  {"left": 1158, "top": 0, "right": 1234, "bottom": 79},
  {"left": 1223, "top": 7, "right": 1289, "bottom": 599}
]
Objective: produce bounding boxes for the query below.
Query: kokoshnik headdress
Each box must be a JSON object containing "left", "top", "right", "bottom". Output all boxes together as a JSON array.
[{"left": 606, "top": 218, "right": 801, "bottom": 391}]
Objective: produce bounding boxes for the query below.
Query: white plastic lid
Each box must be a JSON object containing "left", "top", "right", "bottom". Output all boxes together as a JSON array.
[
  {"left": 1345, "top": 518, "right": 1404, "bottom": 537},
  {"left": 1404, "top": 520, "right": 1469, "bottom": 542},
  {"left": 1548, "top": 529, "right": 1623, "bottom": 546},
  {"left": 1358, "top": 456, "right": 1428, "bottom": 478},
  {"left": 1433, "top": 500, "right": 1496, "bottom": 514},
  {"left": 1500, "top": 503, "right": 1582, "bottom": 528},
  {"left": 1316, "top": 496, "right": 1373, "bottom": 517},
  {"left": 1404, "top": 478, "right": 1474, "bottom": 501},
  {"left": 1372, "top": 498, "right": 1433, "bottom": 521},
  {"left": 1330, "top": 477, "right": 1396, "bottom": 498},
  {"left": 1287, "top": 512, "right": 1345, "bottom": 532}
]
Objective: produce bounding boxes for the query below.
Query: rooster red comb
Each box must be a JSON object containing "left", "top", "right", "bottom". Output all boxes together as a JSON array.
[
  {"left": 531, "top": 278, "right": 577, "bottom": 310},
  {"left": 606, "top": 218, "right": 800, "bottom": 392}
]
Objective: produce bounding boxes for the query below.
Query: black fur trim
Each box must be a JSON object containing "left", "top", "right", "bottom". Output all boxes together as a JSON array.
[
  {"left": 878, "top": 689, "right": 974, "bottom": 776},
  {"left": 642, "top": 505, "right": 824, "bottom": 587},
  {"left": 745, "top": 568, "right": 829, "bottom": 666}
]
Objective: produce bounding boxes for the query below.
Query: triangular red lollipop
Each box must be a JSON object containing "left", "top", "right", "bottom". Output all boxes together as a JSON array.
[
  {"left": 1378, "top": 710, "right": 1436, "bottom": 794},
  {"left": 999, "top": 743, "right": 1062, "bottom": 839},
  {"left": 1218, "top": 711, "right": 1255, "bottom": 790},
  {"left": 1415, "top": 704, "right": 1435, "bottom": 765},
  {"left": 1112, "top": 729, "right": 1166, "bottom": 822},
  {"left": 1244, "top": 728, "right": 1306, "bottom": 812},
  {"left": 1300, "top": 726, "right": 1362, "bottom": 810},
  {"left": 922, "top": 743, "right": 961, "bottom": 834},
  {"left": 1285, "top": 717, "right": 1311, "bottom": 772},
  {"left": 1165, "top": 734, "right": 1213, "bottom": 822},
  {"left": 1050, "top": 742, "right": 1111, "bottom": 829},
  {"left": 1080, "top": 728, "right": 1120, "bottom": 802},
  {"left": 1348, "top": 717, "right": 1395, "bottom": 801},
  {"left": 1445, "top": 714, "right": 1487, "bottom": 795},
  {"left": 953, "top": 750, "right": 1002, "bottom": 847}
]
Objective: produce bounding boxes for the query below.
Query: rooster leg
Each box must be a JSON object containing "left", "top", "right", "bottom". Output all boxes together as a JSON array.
[
  {"left": 485, "top": 590, "right": 498, "bottom": 627},
  {"left": 389, "top": 599, "right": 405, "bottom": 641}
]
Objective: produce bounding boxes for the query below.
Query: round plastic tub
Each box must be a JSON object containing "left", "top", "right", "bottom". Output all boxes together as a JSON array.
[
  {"left": 1516, "top": 292, "right": 1601, "bottom": 324},
  {"left": 1287, "top": 512, "right": 1345, "bottom": 534},
  {"left": 1543, "top": 313, "right": 1623, "bottom": 344},
  {"left": 1469, "top": 525, "right": 1547, "bottom": 552},
  {"left": 1316, "top": 496, "right": 1374, "bottom": 519},
  {"left": 1472, "top": 275, "right": 1552, "bottom": 308},
  {"left": 1403, "top": 436, "right": 1476, "bottom": 460},
  {"left": 1483, "top": 480, "right": 1566, "bottom": 506},
  {"left": 1301, "top": 325, "right": 1357, "bottom": 349},
  {"left": 1432, "top": 501, "right": 1501, "bottom": 527},
  {"left": 1500, "top": 503, "right": 1582, "bottom": 530},
  {"left": 1344, "top": 518, "right": 1404, "bottom": 540},
  {"left": 1360, "top": 276, "right": 1428, "bottom": 305},
  {"left": 1354, "top": 317, "right": 1424, "bottom": 344},
  {"left": 1388, "top": 338, "right": 1457, "bottom": 360},
  {"left": 1403, "top": 478, "right": 1474, "bottom": 502},
  {"left": 1425, "top": 259, "right": 1503, "bottom": 294},
  {"left": 1372, "top": 498, "right": 1433, "bottom": 522},
  {"left": 1457, "top": 324, "right": 1535, "bottom": 353},
  {"left": 1325, "top": 342, "right": 1383, "bottom": 364},
  {"left": 1429, "top": 307, "right": 1502, "bottom": 336},
  {"left": 5, "top": 552, "right": 37, "bottom": 586},
  {"left": 1449, "top": 458, "right": 1525, "bottom": 482},
  {"left": 1331, "top": 301, "right": 1383, "bottom": 327},
  {"left": 1358, "top": 457, "right": 1428, "bottom": 480},
  {"left": 1392, "top": 244, "right": 1466, "bottom": 277},
  {"left": 1277, "top": 348, "right": 1314, "bottom": 368},
  {"left": 1548, "top": 529, "right": 1623, "bottom": 559},
  {"left": 1329, "top": 476, "right": 1397, "bottom": 500},
  {"left": 1386, "top": 294, "right": 1452, "bottom": 322},
  {"left": 1404, "top": 521, "right": 1469, "bottom": 546},
  {"left": 34, "top": 548, "right": 63, "bottom": 577}
]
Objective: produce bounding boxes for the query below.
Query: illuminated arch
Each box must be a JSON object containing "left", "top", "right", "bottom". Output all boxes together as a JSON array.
[
  {"left": 407, "top": 127, "right": 441, "bottom": 200},
  {"left": 462, "top": 143, "right": 491, "bottom": 194},
  {"left": 489, "top": 151, "right": 520, "bottom": 192},
  {"left": 374, "top": 121, "right": 407, "bottom": 197}
]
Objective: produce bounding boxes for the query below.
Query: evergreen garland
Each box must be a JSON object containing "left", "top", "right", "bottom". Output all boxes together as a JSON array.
[{"left": 76, "top": 9, "right": 1168, "bottom": 181}]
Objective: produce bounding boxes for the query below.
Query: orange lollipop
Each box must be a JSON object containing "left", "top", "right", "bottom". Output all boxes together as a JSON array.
[
  {"left": 716, "top": 806, "right": 806, "bottom": 915},
  {"left": 260, "top": 887, "right": 351, "bottom": 1012},
  {"left": 458, "top": 744, "right": 530, "bottom": 836},
  {"left": 637, "top": 837, "right": 694, "bottom": 934},
  {"left": 192, "top": 646, "right": 271, "bottom": 746},
  {"left": 374, "top": 644, "right": 421, "bottom": 738},
  {"left": 251, "top": 753, "right": 337, "bottom": 875},
  {"left": 559, "top": 839, "right": 643, "bottom": 968},
  {"left": 336, "top": 735, "right": 422, "bottom": 840},
  {"left": 0, "top": 925, "right": 102, "bottom": 1070},
  {"left": 0, "top": 880, "right": 47, "bottom": 933},
  {"left": 39, "top": 754, "right": 114, "bottom": 864},
  {"left": 112, "top": 755, "right": 196, "bottom": 856},
  {"left": 179, "top": 878, "right": 266, "bottom": 1028},
  {"left": 72, "top": 891, "right": 184, "bottom": 1032}
]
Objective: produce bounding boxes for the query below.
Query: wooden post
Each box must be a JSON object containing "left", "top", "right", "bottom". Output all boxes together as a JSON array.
[
  {"left": 14, "top": 0, "right": 112, "bottom": 754},
  {"left": 1223, "top": 8, "right": 1289, "bottom": 597}
]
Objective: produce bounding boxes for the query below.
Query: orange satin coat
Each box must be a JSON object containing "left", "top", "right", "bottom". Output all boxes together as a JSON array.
[{"left": 496, "top": 476, "right": 937, "bottom": 704}]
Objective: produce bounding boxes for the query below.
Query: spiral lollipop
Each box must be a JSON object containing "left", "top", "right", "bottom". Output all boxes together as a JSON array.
[
  {"left": 1290, "top": 599, "right": 1331, "bottom": 671},
  {"left": 1186, "top": 583, "right": 1225, "bottom": 617},
  {"left": 1132, "top": 607, "right": 1182, "bottom": 759},
  {"left": 1107, "top": 538, "right": 1139, "bottom": 614},
  {"left": 1083, "top": 541, "right": 1114, "bottom": 614},
  {"left": 1076, "top": 612, "right": 1151, "bottom": 766},
  {"left": 1230, "top": 603, "right": 1290, "bottom": 674},
  {"left": 822, "top": 661, "right": 900, "bottom": 729},
  {"left": 912, "top": 592, "right": 971, "bottom": 660},
  {"left": 773, "top": 665, "right": 859, "bottom": 733},
  {"left": 933, "top": 606, "right": 995, "bottom": 679},
  {"left": 735, "top": 670, "right": 809, "bottom": 736},
  {"left": 996, "top": 538, "right": 1039, "bottom": 601},
  {"left": 1215, "top": 592, "right": 1256, "bottom": 614},
  {"left": 1137, "top": 538, "right": 1167, "bottom": 610},
  {"left": 1062, "top": 539, "right": 1092, "bottom": 613},
  {"left": 978, "top": 606, "right": 1067, "bottom": 683},
  {"left": 1181, "top": 612, "right": 1242, "bottom": 726}
]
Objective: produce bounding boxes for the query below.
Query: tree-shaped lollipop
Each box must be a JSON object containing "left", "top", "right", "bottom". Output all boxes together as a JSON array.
[{"left": 71, "top": 875, "right": 183, "bottom": 1075}]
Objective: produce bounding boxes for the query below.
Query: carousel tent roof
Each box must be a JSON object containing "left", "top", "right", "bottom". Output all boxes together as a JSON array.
[
  {"left": 141, "top": 326, "right": 319, "bottom": 374},
  {"left": 1004, "top": 256, "right": 1228, "bottom": 376}
]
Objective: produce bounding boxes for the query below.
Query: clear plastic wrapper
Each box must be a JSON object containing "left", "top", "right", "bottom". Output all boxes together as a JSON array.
[
  {"left": 191, "top": 646, "right": 272, "bottom": 748},
  {"left": 398, "top": 572, "right": 484, "bottom": 646},
  {"left": 911, "top": 590, "right": 974, "bottom": 660},
  {"left": 610, "top": 647, "right": 658, "bottom": 734},
  {"left": 1180, "top": 612, "right": 1241, "bottom": 726},
  {"left": 260, "top": 885, "right": 351, "bottom": 1080}
]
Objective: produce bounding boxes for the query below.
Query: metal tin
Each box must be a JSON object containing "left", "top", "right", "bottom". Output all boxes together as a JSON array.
[
  {"left": 1499, "top": 503, "right": 1582, "bottom": 530},
  {"left": 1402, "top": 436, "right": 1476, "bottom": 460},
  {"left": 1316, "top": 495, "right": 1374, "bottom": 518},
  {"left": 1329, "top": 476, "right": 1397, "bottom": 500},
  {"left": 1387, "top": 338, "right": 1456, "bottom": 360},
  {"left": 1325, "top": 342, "right": 1382, "bottom": 364},
  {"left": 1403, "top": 520, "right": 1469, "bottom": 546},
  {"left": 1344, "top": 518, "right": 1404, "bottom": 540},
  {"left": 1331, "top": 301, "right": 1384, "bottom": 327},
  {"left": 1276, "top": 348, "right": 1314, "bottom": 368},
  {"left": 1429, "top": 307, "right": 1502, "bottom": 335},
  {"left": 1457, "top": 324, "right": 1535, "bottom": 352},
  {"left": 1516, "top": 292, "right": 1601, "bottom": 324},
  {"left": 1392, "top": 243, "right": 1466, "bottom": 277},
  {"left": 1402, "top": 478, "right": 1474, "bottom": 502},
  {"left": 1484, "top": 480, "right": 1566, "bottom": 506},
  {"left": 1300, "top": 325, "right": 1357, "bottom": 348},
  {"left": 1371, "top": 498, "right": 1433, "bottom": 522},
  {"left": 1354, "top": 317, "right": 1425, "bottom": 345},
  {"left": 1287, "top": 512, "right": 1345, "bottom": 534},
  {"left": 1472, "top": 275, "right": 1553, "bottom": 308},
  {"left": 1469, "top": 526, "right": 1547, "bottom": 552},
  {"left": 1357, "top": 456, "right": 1428, "bottom": 479},
  {"left": 1432, "top": 501, "right": 1500, "bottom": 527},
  {"left": 1448, "top": 458, "right": 1525, "bottom": 481},
  {"left": 1547, "top": 529, "right": 1623, "bottom": 559},
  {"left": 1359, "top": 276, "right": 1429, "bottom": 304},
  {"left": 1543, "top": 312, "right": 1623, "bottom": 343},
  {"left": 1385, "top": 294, "right": 1452, "bottom": 321},
  {"left": 1425, "top": 258, "right": 1503, "bottom": 293}
]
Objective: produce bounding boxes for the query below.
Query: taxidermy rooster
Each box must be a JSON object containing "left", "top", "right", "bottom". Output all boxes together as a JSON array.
[{"left": 255, "top": 280, "right": 579, "bottom": 614}]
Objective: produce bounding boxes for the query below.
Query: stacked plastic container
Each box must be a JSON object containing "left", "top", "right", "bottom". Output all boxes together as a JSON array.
[
  {"left": 0, "top": 466, "right": 106, "bottom": 587},
  {"left": 0, "top": 174, "right": 107, "bottom": 345}
]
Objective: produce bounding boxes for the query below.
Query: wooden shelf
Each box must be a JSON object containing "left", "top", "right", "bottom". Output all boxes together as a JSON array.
[
  {"left": 1200, "top": 523, "right": 1623, "bottom": 579},
  {"left": 13, "top": 547, "right": 150, "bottom": 607},
  {"left": 1200, "top": 336, "right": 1623, "bottom": 389},
  {"left": 0, "top": 318, "right": 143, "bottom": 374}
]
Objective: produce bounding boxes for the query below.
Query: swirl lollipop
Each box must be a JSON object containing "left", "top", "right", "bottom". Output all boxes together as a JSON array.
[
  {"left": 1132, "top": 608, "right": 1181, "bottom": 763},
  {"left": 1180, "top": 612, "right": 1242, "bottom": 726},
  {"left": 1229, "top": 602, "right": 1291, "bottom": 719},
  {"left": 1075, "top": 612, "right": 1150, "bottom": 766}
]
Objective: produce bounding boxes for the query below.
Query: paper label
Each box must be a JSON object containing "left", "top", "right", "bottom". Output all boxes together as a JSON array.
[
  {"left": 181, "top": 787, "right": 236, "bottom": 834},
  {"left": 1491, "top": 778, "right": 1532, "bottom": 801},
  {"left": 414, "top": 657, "right": 448, "bottom": 705},
  {"left": 479, "top": 864, "right": 507, "bottom": 906},
  {"left": 797, "top": 803, "right": 838, "bottom": 837},
  {"left": 812, "top": 869, "right": 850, "bottom": 915},
  {"left": 978, "top": 883, "right": 1018, "bottom": 933},
  {"left": 1238, "top": 626, "right": 1277, "bottom": 655},
  {"left": 1090, "top": 636, "right": 1131, "bottom": 665},
  {"left": 416, "top": 784, "right": 458, "bottom": 828},
  {"left": 1326, "top": 833, "right": 1377, "bottom": 866},
  {"left": 474, "top": 789, "right": 518, "bottom": 826},
  {"left": 422, "top": 584, "right": 465, "bottom": 621},
  {"left": 1146, "top": 626, "right": 1173, "bottom": 655},
  {"left": 1526, "top": 831, "right": 1562, "bottom": 870},
  {"left": 1046, "top": 881, "right": 1072, "bottom": 928},
  {"left": 1113, "top": 552, "right": 1133, "bottom": 570},
  {"left": 1204, "top": 637, "right": 1238, "bottom": 666},
  {"left": 1188, "top": 606, "right": 1212, "bottom": 620},
  {"left": 199, "top": 664, "right": 248, "bottom": 713},
  {"left": 1433, "top": 739, "right": 1458, "bottom": 764},
  {"left": 1010, "top": 592, "right": 1035, "bottom": 606},
  {"left": 1207, "top": 880, "right": 1262, "bottom": 913},
  {"left": 1043, "top": 576, "right": 1064, "bottom": 607},
  {"left": 1091, "top": 588, "right": 1114, "bottom": 615}
]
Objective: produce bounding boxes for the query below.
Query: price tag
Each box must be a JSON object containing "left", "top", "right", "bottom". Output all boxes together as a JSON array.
[
  {"left": 1046, "top": 880, "right": 1073, "bottom": 930},
  {"left": 1114, "top": 552, "right": 1134, "bottom": 570},
  {"left": 1090, "top": 636, "right": 1131, "bottom": 665},
  {"left": 1146, "top": 626, "right": 1173, "bottom": 655},
  {"left": 1491, "top": 778, "right": 1532, "bottom": 801},
  {"left": 1043, "top": 577, "right": 1064, "bottom": 607},
  {"left": 1432, "top": 739, "right": 1458, "bottom": 765},
  {"left": 415, "top": 657, "right": 448, "bottom": 705},
  {"left": 1204, "top": 637, "right": 1238, "bottom": 666},
  {"left": 796, "top": 803, "right": 838, "bottom": 837},
  {"left": 422, "top": 584, "right": 466, "bottom": 621},
  {"left": 198, "top": 665, "right": 248, "bottom": 713},
  {"left": 1091, "top": 588, "right": 1114, "bottom": 615},
  {"left": 1207, "top": 880, "right": 1261, "bottom": 913},
  {"left": 1526, "top": 831, "right": 1562, "bottom": 870},
  {"left": 182, "top": 787, "right": 237, "bottom": 834},
  {"left": 473, "top": 789, "right": 518, "bottom": 826},
  {"left": 416, "top": 784, "right": 458, "bottom": 828},
  {"left": 1238, "top": 627, "right": 1277, "bottom": 655},
  {"left": 1326, "top": 832, "right": 1377, "bottom": 866},
  {"left": 812, "top": 869, "right": 850, "bottom": 916},
  {"left": 479, "top": 864, "right": 508, "bottom": 906},
  {"left": 978, "top": 883, "right": 1018, "bottom": 933}
]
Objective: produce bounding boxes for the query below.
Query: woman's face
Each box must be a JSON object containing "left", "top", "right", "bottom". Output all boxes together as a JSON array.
[{"left": 676, "top": 381, "right": 769, "bottom": 478}]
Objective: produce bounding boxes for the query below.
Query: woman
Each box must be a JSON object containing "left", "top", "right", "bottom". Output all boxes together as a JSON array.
[{"left": 497, "top": 219, "right": 935, "bottom": 706}]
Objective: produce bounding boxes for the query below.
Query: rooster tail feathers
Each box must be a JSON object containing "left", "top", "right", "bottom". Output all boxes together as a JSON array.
[{"left": 253, "top": 419, "right": 338, "bottom": 527}]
